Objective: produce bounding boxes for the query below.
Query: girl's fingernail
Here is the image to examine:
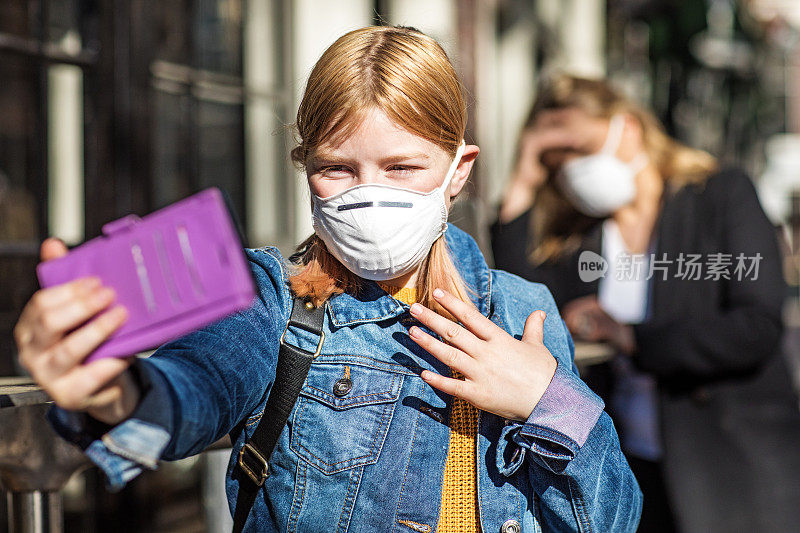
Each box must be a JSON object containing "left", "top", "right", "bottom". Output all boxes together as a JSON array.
[
  {"left": 108, "top": 306, "right": 128, "bottom": 322},
  {"left": 92, "top": 288, "right": 115, "bottom": 306},
  {"left": 433, "top": 288, "right": 444, "bottom": 299},
  {"left": 410, "top": 303, "right": 422, "bottom": 316},
  {"left": 409, "top": 326, "right": 420, "bottom": 339}
]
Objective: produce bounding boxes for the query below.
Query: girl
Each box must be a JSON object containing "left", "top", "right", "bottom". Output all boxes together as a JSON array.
[{"left": 15, "top": 28, "right": 640, "bottom": 532}]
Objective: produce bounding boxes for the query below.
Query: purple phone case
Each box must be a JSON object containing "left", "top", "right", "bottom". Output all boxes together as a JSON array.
[{"left": 36, "top": 188, "right": 256, "bottom": 363}]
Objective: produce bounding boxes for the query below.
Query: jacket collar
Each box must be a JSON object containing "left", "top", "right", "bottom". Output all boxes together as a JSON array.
[{"left": 327, "top": 224, "right": 492, "bottom": 328}]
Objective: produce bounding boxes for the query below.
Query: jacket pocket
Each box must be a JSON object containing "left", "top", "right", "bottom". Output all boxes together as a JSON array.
[{"left": 290, "top": 361, "right": 404, "bottom": 475}]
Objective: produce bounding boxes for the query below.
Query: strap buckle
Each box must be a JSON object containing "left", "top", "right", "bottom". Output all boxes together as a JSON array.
[
  {"left": 279, "top": 302, "right": 325, "bottom": 358},
  {"left": 280, "top": 328, "right": 325, "bottom": 357},
  {"left": 238, "top": 443, "right": 269, "bottom": 486}
]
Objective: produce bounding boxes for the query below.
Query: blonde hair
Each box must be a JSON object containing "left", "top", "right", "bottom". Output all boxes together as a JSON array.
[
  {"left": 524, "top": 74, "right": 719, "bottom": 263},
  {"left": 289, "top": 26, "right": 472, "bottom": 316}
]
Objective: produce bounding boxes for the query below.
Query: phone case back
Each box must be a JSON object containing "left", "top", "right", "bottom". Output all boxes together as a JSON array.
[{"left": 36, "top": 188, "right": 256, "bottom": 363}]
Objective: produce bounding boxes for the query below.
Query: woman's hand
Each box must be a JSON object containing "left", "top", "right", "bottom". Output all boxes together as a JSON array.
[
  {"left": 562, "top": 296, "right": 636, "bottom": 354},
  {"left": 407, "top": 288, "right": 557, "bottom": 421},
  {"left": 498, "top": 127, "right": 578, "bottom": 223},
  {"left": 14, "top": 238, "right": 139, "bottom": 425}
]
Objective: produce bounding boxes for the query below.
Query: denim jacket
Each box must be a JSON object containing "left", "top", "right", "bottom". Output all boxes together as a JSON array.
[{"left": 51, "top": 225, "right": 641, "bottom": 532}]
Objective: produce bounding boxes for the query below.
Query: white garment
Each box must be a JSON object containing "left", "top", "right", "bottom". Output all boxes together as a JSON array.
[{"left": 598, "top": 219, "right": 663, "bottom": 461}]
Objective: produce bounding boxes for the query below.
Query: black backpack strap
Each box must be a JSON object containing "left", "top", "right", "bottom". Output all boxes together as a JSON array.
[{"left": 232, "top": 296, "right": 325, "bottom": 533}]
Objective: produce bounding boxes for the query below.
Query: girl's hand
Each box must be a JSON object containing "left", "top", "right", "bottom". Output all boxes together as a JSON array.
[
  {"left": 14, "top": 238, "right": 139, "bottom": 425},
  {"left": 407, "top": 288, "right": 557, "bottom": 421},
  {"left": 562, "top": 296, "right": 636, "bottom": 354}
]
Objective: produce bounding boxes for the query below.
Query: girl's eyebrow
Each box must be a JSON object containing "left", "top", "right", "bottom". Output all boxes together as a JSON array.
[
  {"left": 380, "top": 152, "right": 431, "bottom": 163},
  {"left": 310, "top": 152, "right": 432, "bottom": 166},
  {"left": 309, "top": 153, "right": 356, "bottom": 166}
]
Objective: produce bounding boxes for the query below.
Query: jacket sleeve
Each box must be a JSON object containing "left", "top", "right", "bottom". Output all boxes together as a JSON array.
[
  {"left": 48, "top": 248, "right": 289, "bottom": 490},
  {"left": 492, "top": 276, "right": 642, "bottom": 532},
  {"left": 633, "top": 170, "right": 786, "bottom": 379},
  {"left": 519, "top": 340, "right": 641, "bottom": 531}
]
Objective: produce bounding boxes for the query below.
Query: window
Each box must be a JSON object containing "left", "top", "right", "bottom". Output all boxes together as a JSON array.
[{"left": 0, "top": 0, "right": 98, "bottom": 375}]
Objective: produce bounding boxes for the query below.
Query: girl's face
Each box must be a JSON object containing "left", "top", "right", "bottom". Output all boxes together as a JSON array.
[{"left": 306, "top": 107, "right": 478, "bottom": 206}]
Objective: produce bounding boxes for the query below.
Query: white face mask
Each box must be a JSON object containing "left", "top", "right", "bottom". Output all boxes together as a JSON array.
[
  {"left": 312, "top": 142, "right": 466, "bottom": 281},
  {"left": 556, "top": 114, "right": 649, "bottom": 217}
]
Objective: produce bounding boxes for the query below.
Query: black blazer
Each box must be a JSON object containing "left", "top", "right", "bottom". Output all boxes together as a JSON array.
[{"left": 491, "top": 168, "right": 800, "bottom": 532}]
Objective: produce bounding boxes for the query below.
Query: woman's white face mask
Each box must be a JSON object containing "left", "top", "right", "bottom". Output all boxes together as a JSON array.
[
  {"left": 556, "top": 114, "right": 649, "bottom": 217},
  {"left": 312, "top": 142, "right": 466, "bottom": 281}
]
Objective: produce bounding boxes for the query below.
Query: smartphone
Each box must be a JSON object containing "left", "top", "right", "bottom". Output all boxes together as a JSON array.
[{"left": 36, "top": 188, "right": 256, "bottom": 363}]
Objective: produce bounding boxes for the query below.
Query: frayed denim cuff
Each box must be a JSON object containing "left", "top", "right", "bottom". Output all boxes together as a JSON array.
[
  {"left": 46, "top": 358, "right": 175, "bottom": 491},
  {"left": 48, "top": 407, "right": 170, "bottom": 491}
]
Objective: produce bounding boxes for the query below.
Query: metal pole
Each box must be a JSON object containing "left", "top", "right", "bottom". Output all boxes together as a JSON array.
[{"left": 6, "top": 491, "right": 62, "bottom": 533}]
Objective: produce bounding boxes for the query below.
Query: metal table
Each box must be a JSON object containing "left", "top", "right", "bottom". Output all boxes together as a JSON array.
[{"left": 0, "top": 378, "right": 89, "bottom": 533}]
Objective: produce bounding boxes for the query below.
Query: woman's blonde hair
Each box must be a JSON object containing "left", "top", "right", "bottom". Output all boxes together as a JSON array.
[
  {"left": 289, "top": 26, "right": 472, "bottom": 316},
  {"left": 524, "top": 74, "right": 719, "bottom": 263}
]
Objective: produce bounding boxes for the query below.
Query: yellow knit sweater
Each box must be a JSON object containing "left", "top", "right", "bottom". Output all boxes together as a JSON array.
[{"left": 380, "top": 285, "right": 480, "bottom": 533}]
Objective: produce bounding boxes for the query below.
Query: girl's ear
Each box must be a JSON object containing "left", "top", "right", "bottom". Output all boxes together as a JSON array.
[{"left": 448, "top": 144, "right": 480, "bottom": 199}]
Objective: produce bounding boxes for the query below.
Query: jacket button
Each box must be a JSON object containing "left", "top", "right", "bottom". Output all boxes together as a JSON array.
[
  {"left": 501, "top": 519, "right": 521, "bottom": 533},
  {"left": 333, "top": 378, "right": 352, "bottom": 397}
]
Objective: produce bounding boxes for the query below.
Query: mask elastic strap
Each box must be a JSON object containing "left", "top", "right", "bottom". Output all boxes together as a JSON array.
[
  {"left": 600, "top": 114, "right": 626, "bottom": 155},
  {"left": 602, "top": 115, "right": 649, "bottom": 174},
  {"left": 438, "top": 141, "right": 467, "bottom": 194}
]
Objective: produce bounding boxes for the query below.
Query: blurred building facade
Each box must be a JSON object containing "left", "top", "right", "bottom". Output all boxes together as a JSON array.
[
  {"left": 1, "top": 0, "right": 799, "bottom": 531},
  {"left": 0, "top": 0, "right": 609, "bottom": 377}
]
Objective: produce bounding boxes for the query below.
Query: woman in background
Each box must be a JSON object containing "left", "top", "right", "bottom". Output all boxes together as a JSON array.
[{"left": 492, "top": 74, "right": 800, "bottom": 532}]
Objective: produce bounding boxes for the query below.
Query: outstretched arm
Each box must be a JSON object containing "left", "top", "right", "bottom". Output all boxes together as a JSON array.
[{"left": 36, "top": 248, "right": 290, "bottom": 489}]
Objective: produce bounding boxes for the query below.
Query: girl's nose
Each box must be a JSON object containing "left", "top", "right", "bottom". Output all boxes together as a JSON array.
[{"left": 355, "top": 167, "right": 384, "bottom": 186}]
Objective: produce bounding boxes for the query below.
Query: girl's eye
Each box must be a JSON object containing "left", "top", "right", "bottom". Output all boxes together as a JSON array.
[
  {"left": 320, "top": 165, "right": 352, "bottom": 177},
  {"left": 387, "top": 165, "right": 415, "bottom": 174}
]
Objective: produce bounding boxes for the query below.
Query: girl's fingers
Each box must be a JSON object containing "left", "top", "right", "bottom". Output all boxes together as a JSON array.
[
  {"left": 42, "top": 287, "right": 116, "bottom": 334},
  {"left": 15, "top": 278, "right": 103, "bottom": 349},
  {"left": 420, "top": 369, "right": 474, "bottom": 401},
  {"left": 43, "top": 306, "right": 128, "bottom": 378},
  {"left": 408, "top": 326, "right": 478, "bottom": 376},
  {"left": 430, "top": 288, "right": 500, "bottom": 341},
  {"left": 409, "top": 302, "right": 483, "bottom": 355},
  {"left": 14, "top": 280, "right": 102, "bottom": 356},
  {"left": 40, "top": 237, "right": 69, "bottom": 262},
  {"left": 521, "top": 311, "right": 546, "bottom": 345},
  {"left": 22, "top": 277, "right": 102, "bottom": 321}
]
